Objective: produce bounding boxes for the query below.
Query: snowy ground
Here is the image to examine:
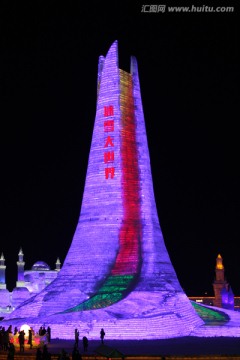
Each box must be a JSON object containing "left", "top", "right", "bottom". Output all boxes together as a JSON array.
[{"left": 3, "top": 337, "right": 240, "bottom": 357}]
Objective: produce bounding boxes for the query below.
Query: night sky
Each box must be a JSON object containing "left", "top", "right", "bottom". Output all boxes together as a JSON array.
[{"left": 0, "top": 2, "right": 238, "bottom": 296}]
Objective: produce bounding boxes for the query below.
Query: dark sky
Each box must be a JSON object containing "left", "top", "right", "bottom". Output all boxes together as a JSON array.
[{"left": 0, "top": 2, "right": 238, "bottom": 295}]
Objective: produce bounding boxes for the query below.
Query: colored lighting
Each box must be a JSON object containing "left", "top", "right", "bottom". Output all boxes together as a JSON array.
[
  {"left": 191, "top": 302, "right": 230, "bottom": 325},
  {"left": 5, "top": 41, "right": 240, "bottom": 340}
]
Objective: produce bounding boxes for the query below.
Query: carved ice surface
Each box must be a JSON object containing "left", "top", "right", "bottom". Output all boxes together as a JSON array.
[{"left": 2, "top": 41, "right": 239, "bottom": 339}]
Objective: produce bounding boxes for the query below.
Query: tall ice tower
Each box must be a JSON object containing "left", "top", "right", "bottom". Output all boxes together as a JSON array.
[{"left": 2, "top": 41, "right": 203, "bottom": 338}]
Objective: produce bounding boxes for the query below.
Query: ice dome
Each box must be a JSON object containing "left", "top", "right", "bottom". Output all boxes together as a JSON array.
[{"left": 31, "top": 261, "right": 50, "bottom": 271}]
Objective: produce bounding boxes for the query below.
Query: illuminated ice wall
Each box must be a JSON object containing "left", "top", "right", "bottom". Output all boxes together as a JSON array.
[{"left": 2, "top": 41, "right": 204, "bottom": 338}]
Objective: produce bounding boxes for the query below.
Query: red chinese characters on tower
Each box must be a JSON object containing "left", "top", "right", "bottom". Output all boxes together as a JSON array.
[
  {"left": 104, "top": 151, "right": 114, "bottom": 163},
  {"left": 104, "top": 105, "right": 114, "bottom": 117},
  {"left": 105, "top": 167, "right": 115, "bottom": 179},
  {"left": 103, "top": 106, "right": 115, "bottom": 179},
  {"left": 104, "top": 120, "right": 114, "bottom": 132},
  {"left": 104, "top": 136, "right": 114, "bottom": 148}
]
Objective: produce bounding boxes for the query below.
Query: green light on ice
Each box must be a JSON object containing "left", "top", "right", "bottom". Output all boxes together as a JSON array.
[
  {"left": 191, "top": 301, "right": 230, "bottom": 325},
  {"left": 63, "top": 274, "right": 135, "bottom": 313}
]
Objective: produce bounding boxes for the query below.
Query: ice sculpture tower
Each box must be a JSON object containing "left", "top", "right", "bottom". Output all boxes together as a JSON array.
[{"left": 2, "top": 41, "right": 203, "bottom": 338}]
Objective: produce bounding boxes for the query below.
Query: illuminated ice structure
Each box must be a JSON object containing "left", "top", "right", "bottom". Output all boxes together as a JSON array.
[
  {"left": 0, "top": 249, "right": 61, "bottom": 315},
  {"left": 2, "top": 41, "right": 240, "bottom": 339}
]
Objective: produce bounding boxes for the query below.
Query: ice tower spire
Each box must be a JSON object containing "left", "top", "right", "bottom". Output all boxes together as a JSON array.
[{"left": 2, "top": 41, "right": 203, "bottom": 338}]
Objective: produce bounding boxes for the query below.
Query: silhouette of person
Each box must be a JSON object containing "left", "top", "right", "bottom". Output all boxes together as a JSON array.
[
  {"left": 47, "top": 326, "right": 51, "bottom": 343},
  {"left": 28, "top": 328, "right": 33, "bottom": 349},
  {"left": 100, "top": 328, "right": 105, "bottom": 344},
  {"left": 18, "top": 330, "right": 25, "bottom": 352},
  {"left": 7, "top": 343, "right": 15, "bottom": 360},
  {"left": 36, "top": 348, "right": 42, "bottom": 360},
  {"left": 74, "top": 328, "right": 79, "bottom": 348},
  {"left": 72, "top": 345, "right": 82, "bottom": 360},
  {"left": 3, "top": 328, "right": 9, "bottom": 351},
  {"left": 82, "top": 336, "right": 88, "bottom": 352},
  {"left": 42, "top": 344, "right": 51, "bottom": 360},
  {"left": 39, "top": 326, "right": 43, "bottom": 336},
  {"left": 0, "top": 329, "right": 3, "bottom": 351}
]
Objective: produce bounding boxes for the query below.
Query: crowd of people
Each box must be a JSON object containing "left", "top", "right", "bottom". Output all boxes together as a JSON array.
[
  {"left": 0, "top": 324, "right": 106, "bottom": 359},
  {"left": 0, "top": 324, "right": 52, "bottom": 355},
  {"left": 0, "top": 325, "right": 11, "bottom": 351}
]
